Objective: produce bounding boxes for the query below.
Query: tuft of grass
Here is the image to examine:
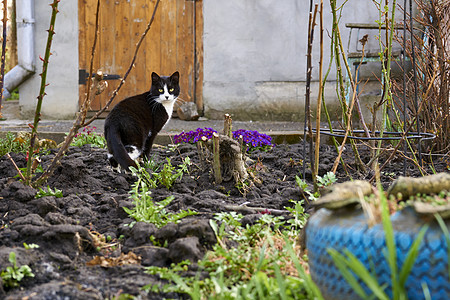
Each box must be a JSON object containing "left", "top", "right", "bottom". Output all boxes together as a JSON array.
[
  {"left": 144, "top": 206, "right": 318, "bottom": 299},
  {"left": 295, "top": 175, "right": 319, "bottom": 202}
]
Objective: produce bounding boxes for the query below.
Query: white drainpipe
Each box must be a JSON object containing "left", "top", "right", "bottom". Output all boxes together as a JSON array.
[{"left": 2, "top": 0, "right": 35, "bottom": 99}]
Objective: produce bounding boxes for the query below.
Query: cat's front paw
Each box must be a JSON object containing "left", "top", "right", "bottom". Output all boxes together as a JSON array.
[{"left": 107, "top": 164, "right": 122, "bottom": 173}]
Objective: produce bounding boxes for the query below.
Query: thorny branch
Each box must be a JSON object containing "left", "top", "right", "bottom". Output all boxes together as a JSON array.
[
  {"left": 25, "top": 0, "right": 60, "bottom": 185},
  {"left": 0, "top": 0, "right": 7, "bottom": 119}
]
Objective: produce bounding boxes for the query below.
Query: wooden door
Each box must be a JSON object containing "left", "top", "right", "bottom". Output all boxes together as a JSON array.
[{"left": 78, "top": 0, "right": 203, "bottom": 114}]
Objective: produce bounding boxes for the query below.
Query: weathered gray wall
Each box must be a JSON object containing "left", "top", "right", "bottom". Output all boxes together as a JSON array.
[
  {"left": 202, "top": 0, "right": 405, "bottom": 121},
  {"left": 19, "top": 0, "right": 78, "bottom": 119}
]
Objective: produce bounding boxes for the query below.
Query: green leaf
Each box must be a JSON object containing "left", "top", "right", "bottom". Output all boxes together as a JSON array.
[
  {"left": 343, "top": 250, "right": 390, "bottom": 300},
  {"left": 434, "top": 214, "right": 450, "bottom": 281},
  {"left": 398, "top": 225, "right": 428, "bottom": 288},
  {"left": 8, "top": 252, "right": 17, "bottom": 266},
  {"left": 328, "top": 248, "right": 369, "bottom": 299},
  {"left": 284, "top": 237, "right": 324, "bottom": 299},
  {"left": 378, "top": 181, "right": 399, "bottom": 297},
  {"left": 273, "top": 263, "right": 287, "bottom": 300}
]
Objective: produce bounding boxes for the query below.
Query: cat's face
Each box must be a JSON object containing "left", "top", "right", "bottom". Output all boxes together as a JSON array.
[{"left": 150, "top": 71, "right": 180, "bottom": 104}]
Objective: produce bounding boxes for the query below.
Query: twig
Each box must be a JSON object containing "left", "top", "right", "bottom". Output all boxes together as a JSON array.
[
  {"left": 83, "top": 0, "right": 161, "bottom": 126},
  {"left": 331, "top": 45, "right": 367, "bottom": 174},
  {"left": 33, "top": 0, "right": 161, "bottom": 186},
  {"left": 222, "top": 205, "right": 290, "bottom": 216},
  {"left": 324, "top": 0, "right": 350, "bottom": 178},
  {"left": 33, "top": 71, "right": 104, "bottom": 187},
  {"left": 314, "top": 0, "right": 324, "bottom": 185},
  {"left": 212, "top": 132, "right": 222, "bottom": 184},
  {"left": 303, "top": 2, "right": 318, "bottom": 183},
  {"left": 368, "top": 71, "right": 438, "bottom": 182},
  {"left": 5, "top": 153, "right": 25, "bottom": 182},
  {"left": 80, "top": 0, "right": 102, "bottom": 124},
  {"left": 238, "top": 135, "right": 245, "bottom": 155},
  {"left": 329, "top": 0, "right": 366, "bottom": 174},
  {"left": 223, "top": 113, "right": 232, "bottom": 138},
  {"left": 0, "top": 0, "right": 7, "bottom": 119},
  {"left": 196, "top": 136, "right": 208, "bottom": 168}
]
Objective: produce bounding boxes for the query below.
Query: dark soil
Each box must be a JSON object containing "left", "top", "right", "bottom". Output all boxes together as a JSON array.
[{"left": 0, "top": 141, "right": 448, "bottom": 299}]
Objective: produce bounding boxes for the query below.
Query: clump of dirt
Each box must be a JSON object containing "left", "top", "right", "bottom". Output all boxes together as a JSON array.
[{"left": 0, "top": 142, "right": 447, "bottom": 299}]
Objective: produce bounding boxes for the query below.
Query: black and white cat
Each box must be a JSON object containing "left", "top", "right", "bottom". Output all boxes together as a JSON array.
[{"left": 104, "top": 71, "right": 180, "bottom": 170}]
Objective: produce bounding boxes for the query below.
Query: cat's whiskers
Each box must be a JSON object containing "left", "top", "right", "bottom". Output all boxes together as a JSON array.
[
  {"left": 176, "top": 96, "right": 186, "bottom": 103},
  {"left": 174, "top": 97, "right": 187, "bottom": 108}
]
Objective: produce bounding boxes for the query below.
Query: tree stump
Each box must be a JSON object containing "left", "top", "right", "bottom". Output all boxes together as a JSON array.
[{"left": 206, "top": 133, "right": 248, "bottom": 184}]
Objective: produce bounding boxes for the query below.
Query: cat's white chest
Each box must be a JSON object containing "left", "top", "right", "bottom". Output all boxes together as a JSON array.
[
  {"left": 161, "top": 100, "right": 175, "bottom": 121},
  {"left": 158, "top": 84, "right": 176, "bottom": 128}
]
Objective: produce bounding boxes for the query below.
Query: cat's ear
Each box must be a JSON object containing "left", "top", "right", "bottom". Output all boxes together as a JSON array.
[
  {"left": 151, "top": 72, "right": 160, "bottom": 83},
  {"left": 170, "top": 71, "right": 180, "bottom": 83}
]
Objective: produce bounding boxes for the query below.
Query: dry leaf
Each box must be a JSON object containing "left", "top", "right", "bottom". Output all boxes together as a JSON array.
[{"left": 86, "top": 252, "right": 141, "bottom": 267}]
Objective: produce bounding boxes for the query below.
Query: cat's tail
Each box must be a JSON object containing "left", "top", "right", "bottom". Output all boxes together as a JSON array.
[{"left": 105, "top": 127, "right": 137, "bottom": 170}]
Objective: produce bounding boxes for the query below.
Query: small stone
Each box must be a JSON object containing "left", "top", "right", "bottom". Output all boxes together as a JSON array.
[
  {"left": 177, "top": 102, "right": 199, "bottom": 121},
  {"left": 133, "top": 247, "right": 170, "bottom": 267},
  {"left": 126, "top": 222, "right": 157, "bottom": 247},
  {"left": 154, "top": 222, "right": 178, "bottom": 242},
  {"left": 168, "top": 236, "right": 202, "bottom": 264},
  {"left": 178, "top": 219, "right": 217, "bottom": 245},
  {"left": 2, "top": 180, "right": 36, "bottom": 202},
  {"left": 29, "top": 196, "right": 60, "bottom": 216}
]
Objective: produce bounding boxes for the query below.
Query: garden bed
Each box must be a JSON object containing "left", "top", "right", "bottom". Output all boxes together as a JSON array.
[{"left": 0, "top": 140, "right": 448, "bottom": 299}]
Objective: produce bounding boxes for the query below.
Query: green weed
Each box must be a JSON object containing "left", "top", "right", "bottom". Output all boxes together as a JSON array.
[
  {"left": 130, "top": 157, "right": 191, "bottom": 190},
  {"left": 295, "top": 176, "right": 319, "bottom": 202},
  {"left": 35, "top": 185, "right": 63, "bottom": 198},
  {"left": 144, "top": 209, "right": 315, "bottom": 299},
  {"left": 1, "top": 252, "right": 35, "bottom": 288},
  {"left": 0, "top": 132, "right": 28, "bottom": 156},
  {"left": 123, "top": 160, "right": 196, "bottom": 228},
  {"left": 296, "top": 172, "right": 337, "bottom": 202},
  {"left": 153, "top": 157, "right": 191, "bottom": 189},
  {"left": 285, "top": 200, "right": 309, "bottom": 238},
  {"left": 70, "top": 126, "right": 106, "bottom": 148},
  {"left": 316, "top": 171, "right": 337, "bottom": 188},
  {"left": 23, "top": 243, "right": 39, "bottom": 250}
]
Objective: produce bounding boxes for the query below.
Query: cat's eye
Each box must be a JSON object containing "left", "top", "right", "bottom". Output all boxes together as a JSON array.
[
  {"left": 158, "top": 89, "right": 163, "bottom": 93},
  {"left": 169, "top": 88, "right": 174, "bottom": 92}
]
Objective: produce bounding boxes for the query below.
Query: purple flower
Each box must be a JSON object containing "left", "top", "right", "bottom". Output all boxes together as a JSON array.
[
  {"left": 233, "top": 129, "right": 273, "bottom": 150},
  {"left": 173, "top": 127, "right": 218, "bottom": 144},
  {"left": 174, "top": 127, "right": 273, "bottom": 152}
]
